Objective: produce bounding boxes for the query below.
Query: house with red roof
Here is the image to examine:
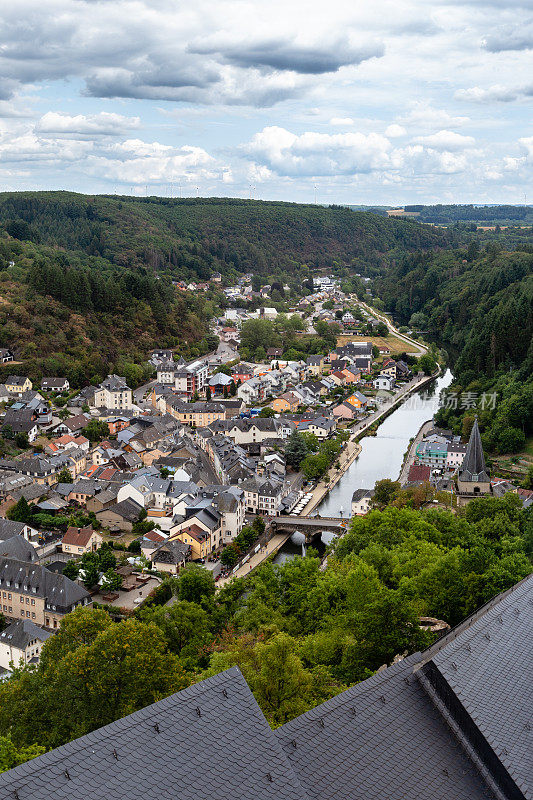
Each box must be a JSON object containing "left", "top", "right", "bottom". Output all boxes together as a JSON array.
[{"left": 61, "top": 525, "right": 103, "bottom": 555}]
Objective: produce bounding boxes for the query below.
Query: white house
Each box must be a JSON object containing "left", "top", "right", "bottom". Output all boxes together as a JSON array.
[
  {"left": 0, "top": 620, "right": 53, "bottom": 671},
  {"left": 373, "top": 375, "right": 395, "bottom": 391},
  {"left": 351, "top": 488, "right": 374, "bottom": 515},
  {"left": 446, "top": 443, "right": 468, "bottom": 470},
  {"left": 92, "top": 375, "right": 132, "bottom": 410}
]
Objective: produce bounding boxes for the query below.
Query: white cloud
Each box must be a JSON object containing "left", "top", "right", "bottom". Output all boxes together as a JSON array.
[
  {"left": 0, "top": 0, "right": 530, "bottom": 199},
  {"left": 413, "top": 130, "right": 476, "bottom": 150},
  {"left": 35, "top": 111, "right": 140, "bottom": 137},
  {"left": 92, "top": 140, "right": 219, "bottom": 183},
  {"left": 0, "top": 118, "right": 228, "bottom": 187},
  {"left": 244, "top": 126, "right": 392, "bottom": 177},
  {"left": 454, "top": 85, "right": 519, "bottom": 103},
  {"left": 385, "top": 124, "right": 406, "bottom": 138},
  {"left": 330, "top": 117, "right": 355, "bottom": 126},
  {"left": 519, "top": 136, "right": 533, "bottom": 161},
  {"left": 399, "top": 103, "right": 470, "bottom": 130},
  {"left": 482, "top": 22, "right": 533, "bottom": 52}
]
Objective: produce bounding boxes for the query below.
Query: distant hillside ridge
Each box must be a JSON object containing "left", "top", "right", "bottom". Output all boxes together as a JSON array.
[{"left": 0, "top": 192, "right": 449, "bottom": 282}]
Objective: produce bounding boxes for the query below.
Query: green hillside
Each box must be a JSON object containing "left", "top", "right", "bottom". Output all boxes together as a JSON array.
[
  {"left": 0, "top": 235, "right": 216, "bottom": 387},
  {"left": 0, "top": 192, "right": 449, "bottom": 282},
  {"left": 377, "top": 245, "right": 533, "bottom": 455}
]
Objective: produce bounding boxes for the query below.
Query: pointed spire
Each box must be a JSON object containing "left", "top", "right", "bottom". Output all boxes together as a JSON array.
[{"left": 459, "top": 417, "right": 488, "bottom": 482}]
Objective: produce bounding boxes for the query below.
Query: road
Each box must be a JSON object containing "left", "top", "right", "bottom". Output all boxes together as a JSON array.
[
  {"left": 206, "top": 340, "right": 238, "bottom": 366},
  {"left": 357, "top": 300, "right": 428, "bottom": 356},
  {"left": 216, "top": 531, "right": 293, "bottom": 589},
  {"left": 398, "top": 419, "right": 434, "bottom": 485}
]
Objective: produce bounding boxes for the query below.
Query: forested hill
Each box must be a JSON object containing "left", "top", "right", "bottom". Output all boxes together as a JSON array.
[
  {"left": 0, "top": 235, "right": 216, "bottom": 387},
  {"left": 377, "top": 244, "right": 533, "bottom": 454},
  {"left": 0, "top": 192, "right": 449, "bottom": 282}
]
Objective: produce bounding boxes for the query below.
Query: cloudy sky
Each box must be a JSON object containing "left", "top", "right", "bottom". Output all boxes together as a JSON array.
[{"left": 1, "top": 0, "right": 531, "bottom": 204}]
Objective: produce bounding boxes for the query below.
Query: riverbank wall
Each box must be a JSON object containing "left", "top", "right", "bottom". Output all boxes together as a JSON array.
[{"left": 302, "top": 368, "right": 441, "bottom": 515}]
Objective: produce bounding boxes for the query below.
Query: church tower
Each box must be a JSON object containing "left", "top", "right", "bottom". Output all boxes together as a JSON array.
[{"left": 456, "top": 417, "right": 492, "bottom": 506}]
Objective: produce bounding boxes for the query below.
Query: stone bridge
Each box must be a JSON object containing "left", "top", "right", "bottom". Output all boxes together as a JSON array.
[{"left": 270, "top": 514, "right": 348, "bottom": 541}]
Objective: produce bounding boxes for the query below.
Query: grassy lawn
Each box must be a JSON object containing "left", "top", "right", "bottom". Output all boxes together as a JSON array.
[
  {"left": 336, "top": 333, "right": 410, "bottom": 355},
  {"left": 491, "top": 441, "right": 533, "bottom": 479}
]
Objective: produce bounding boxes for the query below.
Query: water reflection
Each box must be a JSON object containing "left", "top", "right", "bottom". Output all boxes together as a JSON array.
[
  {"left": 318, "top": 370, "right": 453, "bottom": 517},
  {"left": 273, "top": 370, "right": 453, "bottom": 564}
]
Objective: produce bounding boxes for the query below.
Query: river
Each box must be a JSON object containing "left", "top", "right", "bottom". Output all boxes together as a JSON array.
[{"left": 274, "top": 369, "right": 453, "bottom": 564}]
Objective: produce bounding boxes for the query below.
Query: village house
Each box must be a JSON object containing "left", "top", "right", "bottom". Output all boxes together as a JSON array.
[
  {"left": 141, "top": 537, "right": 191, "bottom": 575},
  {"left": 237, "top": 377, "right": 268, "bottom": 405},
  {"left": 329, "top": 371, "right": 347, "bottom": 387},
  {"left": 240, "top": 477, "right": 284, "bottom": 516},
  {"left": 51, "top": 414, "right": 90, "bottom": 437},
  {"left": 415, "top": 439, "right": 448, "bottom": 469},
  {"left": 446, "top": 443, "right": 467, "bottom": 470},
  {"left": 46, "top": 434, "right": 90, "bottom": 455},
  {"left": 345, "top": 391, "right": 368, "bottom": 410},
  {"left": 374, "top": 375, "right": 395, "bottom": 391},
  {"left": 0, "top": 454, "right": 73, "bottom": 486},
  {"left": 5, "top": 376, "right": 32, "bottom": 397},
  {"left": 0, "top": 348, "right": 14, "bottom": 363},
  {"left": 351, "top": 488, "right": 375, "bottom": 515},
  {"left": 380, "top": 359, "right": 397, "bottom": 378},
  {"left": 305, "top": 355, "right": 324, "bottom": 376},
  {"left": 156, "top": 360, "right": 208, "bottom": 397},
  {"left": 171, "top": 523, "right": 211, "bottom": 560},
  {"left": 2, "top": 408, "right": 40, "bottom": 443},
  {"left": 0, "top": 556, "right": 91, "bottom": 629},
  {"left": 0, "top": 519, "right": 39, "bottom": 544},
  {"left": 406, "top": 464, "right": 432, "bottom": 485},
  {"left": 341, "top": 367, "right": 361, "bottom": 384},
  {"left": 333, "top": 401, "right": 358, "bottom": 421},
  {"left": 299, "top": 417, "right": 337, "bottom": 440},
  {"left": 92, "top": 375, "right": 133, "bottom": 410},
  {"left": 270, "top": 392, "right": 301, "bottom": 413},
  {"left": 208, "top": 373, "right": 233, "bottom": 395},
  {"left": 0, "top": 619, "right": 53, "bottom": 671},
  {"left": 168, "top": 400, "right": 227, "bottom": 427},
  {"left": 95, "top": 498, "right": 143, "bottom": 533},
  {"left": 41, "top": 377, "right": 70, "bottom": 392},
  {"left": 61, "top": 525, "right": 103, "bottom": 555}
]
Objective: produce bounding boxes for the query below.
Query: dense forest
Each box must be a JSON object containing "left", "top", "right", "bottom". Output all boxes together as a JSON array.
[
  {"left": 0, "top": 493, "right": 530, "bottom": 766},
  {"left": 377, "top": 244, "right": 533, "bottom": 453},
  {"left": 0, "top": 192, "right": 449, "bottom": 283},
  {"left": 0, "top": 235, "right": 216, "bottom": 386},
  {"left": 405, "top": 204, "right": 533, "bottom": 225}
]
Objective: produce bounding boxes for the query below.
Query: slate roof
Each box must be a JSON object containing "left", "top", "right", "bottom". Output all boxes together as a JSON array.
[
  {"left": 0, "top": 619, "right": 52, "bottom": 650},
  {"left": 276, "top": 653, "right": 494, "bottom": 800},
  {"left": 0, "top": 519, "right": 28, "bottom": 540},
  {"left": 0, "top": 667, "right": 309, "bottom": 800},
  {"left": 459, "top": 417, "right": 489, "bottom": 482},
  {"left": 417, "top": 573, "right": 533, "bottom": 800},
  {"left": 0, "top": 572, "right": 530, "bottom": 800},
  {"left": 0, "top": 534, "right": 38, "bottom": 563},
  {"left": 102, "top": 498, "right": 143, "bottom": 523},
  {"left": 0, "top": 557, "right": 90, "bottom": 610}
]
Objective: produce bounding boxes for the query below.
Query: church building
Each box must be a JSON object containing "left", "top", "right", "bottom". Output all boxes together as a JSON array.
[{"left": 456, "top": 417, "right": 492, "bottom": 506}]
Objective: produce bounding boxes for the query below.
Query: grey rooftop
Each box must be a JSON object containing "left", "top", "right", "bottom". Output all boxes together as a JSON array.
[
  {"left": 0, "top": 576, "right": 531, "bottom": 800},
  {"left": 0, "top": 667, "right": 309, "bottom": 800}
]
